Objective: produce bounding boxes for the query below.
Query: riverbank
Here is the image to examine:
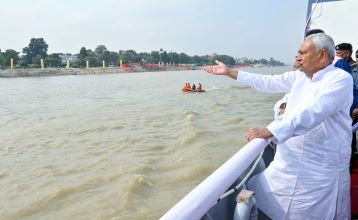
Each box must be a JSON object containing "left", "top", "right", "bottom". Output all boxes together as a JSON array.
[
  {"left": 0, "top": 64, "right": 201, "bottom": 78},
  {"left": 0, "top": 67, "right": 124, "bottom": 78},
  {"left": 0, "top": 63, "right": 288, "bottom": 78}
]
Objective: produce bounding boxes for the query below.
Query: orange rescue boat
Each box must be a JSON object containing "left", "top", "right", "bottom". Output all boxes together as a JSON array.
[{"left": 182, "top": 88, "right": 206, "bottom": 93}]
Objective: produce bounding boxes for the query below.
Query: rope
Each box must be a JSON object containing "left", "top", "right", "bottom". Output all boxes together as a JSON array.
[{"left": 217, "top": 147, "right": 265, "bottom": 202}]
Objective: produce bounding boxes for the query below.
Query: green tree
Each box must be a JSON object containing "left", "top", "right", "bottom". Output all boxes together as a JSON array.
[
  {"left": 267, "top": 57, "right": 284, "bottom": 66},
  {"left": 210, "top": 54, "right": 235, "bottom": 66},
  {"left": 200, "top": 55, "right": 210, "bottom": 65},
  {"left": 74, "top": 49, "right": 95, "bottom": 67},
  {"left": 123, "top": 50, "right": 138, "bottom": 63},
  {"left": 192, "top": 55, "right": 204, "bottom": 65},
  {"left": 22, "top": 38, "right": 48, "bottom": 66},
  {"left": 139, "top": 52, "right": 152, "bottom": 63},
  {"left": 1, "top": 49, "right": 20, "bottom": 67},
  {"left": 178, "top": 53, "right": 191, "bottom": 64},
  {"left": 161, "top": 51, "right": 169, "bottom": 64},
  {"left": 151, "top": 51, "right": 160, "bottom": 64},
  {"left": 45, "top": 53, "right": 63, "bottom": 67},
  {"left": 86, "top": 51, "right": 99, "bottom": 67},
  {"left": 19, "top": 55, "right": 28, "bottom": 68},
  {"left": 32, "top": 55, "right": 43, "bottom": 68},
  {"left": 79, "top": 47, "right": 88, "bottom": 58},
  {"left": 108, "top": 51, "right": 119, "bottom": 66},
  {"left": 259, "top": 58, "right": 268, "bottom": 65},
  {"left": 0, "top": 50, "right": 4, "bottom": 68},
  {"left": 3, "top": 49, "right": 20, "bottom": 66},
  {"left": 78, "top": 47, "right": 88, "bottom": 67},
  {"left": 94, "top": 45, "right": 108, "bottom": 64},
  {"left": 168, "top": 52, "right": 180, "bottom": 65}
]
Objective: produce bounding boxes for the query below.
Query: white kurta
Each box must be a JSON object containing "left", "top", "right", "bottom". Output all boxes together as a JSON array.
[{"left": 238, "top": 64, "right": 352, "bottom": 220}]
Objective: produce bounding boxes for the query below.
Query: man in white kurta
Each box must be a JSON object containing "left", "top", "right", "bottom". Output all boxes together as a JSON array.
[
  {"left": 241, "top": 65, "right": 352, "bottom": 219},
  {"left": 203, "top": 33, "right": 352, "bottom": 219}
]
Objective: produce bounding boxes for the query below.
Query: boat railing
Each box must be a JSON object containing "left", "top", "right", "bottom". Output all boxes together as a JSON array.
[{"left": 160, "top": 138, "right": 270, "bottom": 220}]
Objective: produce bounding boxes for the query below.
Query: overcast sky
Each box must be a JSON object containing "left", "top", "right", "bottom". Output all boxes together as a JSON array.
[{"left": 0, "top": 0, "right": 308, "bottom": 63}]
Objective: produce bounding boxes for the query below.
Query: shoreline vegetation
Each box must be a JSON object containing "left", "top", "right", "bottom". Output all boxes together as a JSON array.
[
  {"left": 0, "top": 37, "right": 286, "bottom": 78},
  {"left": 0, "top": 63, "right": 203, "bottom": 78},
  {"left": 0, "top": 63, "right": 278, "bottom": 78}
]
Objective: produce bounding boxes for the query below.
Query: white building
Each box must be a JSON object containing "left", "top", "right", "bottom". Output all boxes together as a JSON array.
[{"left": 59, "top": 54, "right": 77, "bottom": 64}]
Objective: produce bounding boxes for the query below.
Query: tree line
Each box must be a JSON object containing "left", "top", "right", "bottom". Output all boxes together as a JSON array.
[{"left": 0, "top": 38, "right": 285, "bottom": 69}]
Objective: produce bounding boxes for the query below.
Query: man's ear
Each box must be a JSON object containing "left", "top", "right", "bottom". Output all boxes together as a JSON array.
[{"left": 320, "top": 48, "right": 329, "bottom": 60}]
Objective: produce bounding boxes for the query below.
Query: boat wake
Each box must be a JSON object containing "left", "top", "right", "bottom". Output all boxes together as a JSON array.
[{"left": 204, "top": 86, "right": 222, "bottom": 91}]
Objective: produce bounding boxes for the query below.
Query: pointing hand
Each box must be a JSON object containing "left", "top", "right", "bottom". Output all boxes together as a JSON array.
[{"left": 202, "top": 60, "right": 229, "bottom": 75}]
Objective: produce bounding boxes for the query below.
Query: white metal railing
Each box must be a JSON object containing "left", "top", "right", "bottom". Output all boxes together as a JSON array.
[{"left": 160, "top": 138, "right": 270, "bottom": 220}]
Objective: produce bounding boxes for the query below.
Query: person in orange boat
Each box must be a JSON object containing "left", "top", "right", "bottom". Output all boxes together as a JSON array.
[
  {"left": 197, "top": 83, "right": 202, "bottom": 91},
  {"left": 183, "top": 83, "right": 192, "bottom": 91},
  {"left": 185, "top": 83, "right": 191, "bottom": 90}
]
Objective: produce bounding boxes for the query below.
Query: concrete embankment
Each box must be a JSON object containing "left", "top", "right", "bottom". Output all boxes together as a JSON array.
[
  {"left": 0, "top": 68, "right": 129, "bottom": 78},
  {"left": 0, "top": 66, "right": 199, "bottom": 78}
]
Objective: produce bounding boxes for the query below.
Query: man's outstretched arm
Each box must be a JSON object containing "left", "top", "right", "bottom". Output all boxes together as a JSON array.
[{"left": 202, "top": 60, "right": 238, "bottom": 79}]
